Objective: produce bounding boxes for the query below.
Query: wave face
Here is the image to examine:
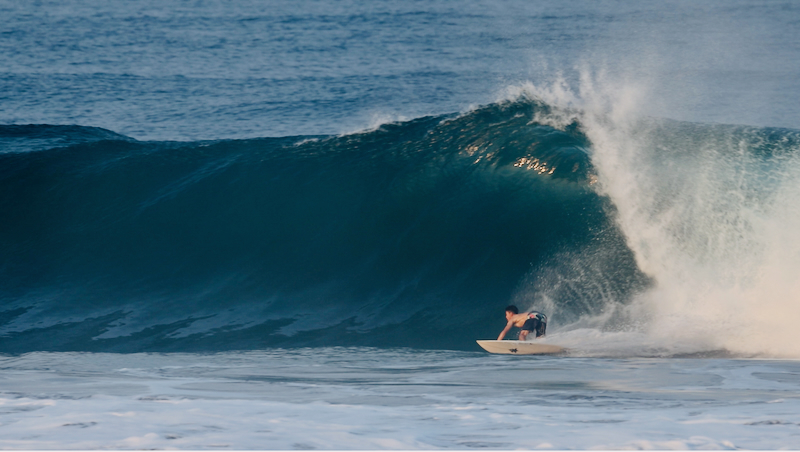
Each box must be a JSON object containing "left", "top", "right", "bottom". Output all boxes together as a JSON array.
[{"left": 0, "top": 100, "right": 648, "bottom": 352}]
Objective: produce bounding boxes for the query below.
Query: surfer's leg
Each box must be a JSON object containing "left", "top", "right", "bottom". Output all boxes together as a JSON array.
[{"left": 520, "top": 317, "right": 537, "bottom": 341}]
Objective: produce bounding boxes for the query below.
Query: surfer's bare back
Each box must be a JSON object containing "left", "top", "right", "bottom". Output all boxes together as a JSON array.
[{"left": 497, "top": 305, "right": 547, "bottom": 341}]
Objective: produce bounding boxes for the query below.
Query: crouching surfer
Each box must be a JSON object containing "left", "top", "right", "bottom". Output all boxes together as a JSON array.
[{"left": 497, "top": 305, "right": 547, "bottom": 341}]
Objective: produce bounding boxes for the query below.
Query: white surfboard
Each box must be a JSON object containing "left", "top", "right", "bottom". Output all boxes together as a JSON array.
[{"left": 476, "top": 340, "right": 566, "bottom": 355}]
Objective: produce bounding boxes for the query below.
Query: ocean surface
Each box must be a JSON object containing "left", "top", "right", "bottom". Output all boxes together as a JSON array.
[{"left": 2, "top": 0, "right": 800, "bottom": 449}]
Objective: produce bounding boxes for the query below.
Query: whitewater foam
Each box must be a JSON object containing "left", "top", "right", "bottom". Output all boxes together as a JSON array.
[
  {"left": 509, "top": 69, "right": 800, "bottom": 357},
  {"left": 2, "top": 350, "right": 800, "bottom": 449}
]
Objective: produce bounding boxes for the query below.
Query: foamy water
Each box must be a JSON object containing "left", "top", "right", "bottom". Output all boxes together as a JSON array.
[{"left": 2, "top": 349, "right": 800, "bottom": 449}]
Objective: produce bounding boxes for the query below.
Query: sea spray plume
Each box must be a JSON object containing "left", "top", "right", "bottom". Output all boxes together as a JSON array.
[
  {"left": 515, "top": 70, "right": 800, "bottom": 357},
  {"left": 590, "top": 115, "right": 800, "bottom": 357},
  {"left": 498, "top": 77, "right": 652, "bottom": 339}
]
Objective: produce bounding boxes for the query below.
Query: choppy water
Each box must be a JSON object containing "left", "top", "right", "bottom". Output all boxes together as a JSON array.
[
  {"left": 3, "top": 350, "right": 800, "bottom": 449},
  {"left": 2, "top": 0, "right": 800, "bottom": 449}
]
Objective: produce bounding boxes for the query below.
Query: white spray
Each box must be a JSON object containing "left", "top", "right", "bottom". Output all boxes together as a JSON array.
[{"left": 507, "top": 70, "right": 800, "bottom": 357}]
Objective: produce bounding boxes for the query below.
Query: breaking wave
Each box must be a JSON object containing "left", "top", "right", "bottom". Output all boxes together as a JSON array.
[{"left": 1, "top": 95, "right": 798, "bottom": 356}]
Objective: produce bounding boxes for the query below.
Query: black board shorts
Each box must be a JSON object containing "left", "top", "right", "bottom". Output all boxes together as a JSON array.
[{"left": 521, "top": 315, "right": 546, "bottom": 337}]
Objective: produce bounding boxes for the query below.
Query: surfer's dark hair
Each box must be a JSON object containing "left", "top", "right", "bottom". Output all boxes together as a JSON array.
[{"left": 505, "top": 305, "right": 519, "bottom": 314}]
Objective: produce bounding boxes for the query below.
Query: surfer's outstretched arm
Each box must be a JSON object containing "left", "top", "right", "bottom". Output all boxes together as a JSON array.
[{"left": 497, "top": 321, "right": 513, "bottom": 340}]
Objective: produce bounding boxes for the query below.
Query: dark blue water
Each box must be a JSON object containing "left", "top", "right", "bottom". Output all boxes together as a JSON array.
[{"left": 1, "top": 0, "right": 799, "bottom": 354}]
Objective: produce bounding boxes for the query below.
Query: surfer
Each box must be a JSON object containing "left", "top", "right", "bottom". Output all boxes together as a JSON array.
[{"left": 497, "top": 305, "right": 547, "bottom": 341}]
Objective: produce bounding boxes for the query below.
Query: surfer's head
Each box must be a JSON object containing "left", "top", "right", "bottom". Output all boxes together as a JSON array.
[{"left": 505, "top": 305, "right": 519, "bottom": 320}]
